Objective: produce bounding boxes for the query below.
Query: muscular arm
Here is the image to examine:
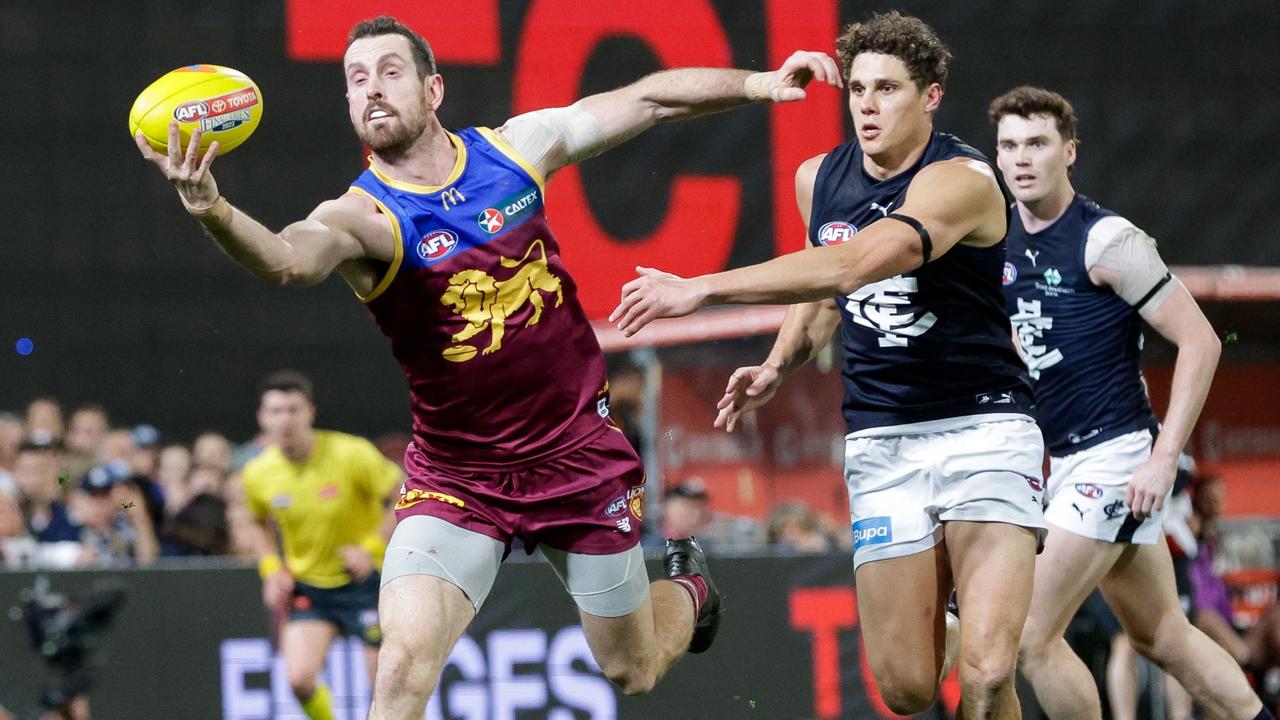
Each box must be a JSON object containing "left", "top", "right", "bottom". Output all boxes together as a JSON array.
[
  {"left": 1138, "top": 282, "right": 1221, "bottom": 464},
  {"left": 1091, "top": 229, "right": 1221, "bottom": 517},
  {"left": 135, "top": 126, "right": 395, "bottom": 289},
  {"left": 611, "top": 157, "right": 1007, "bottom": 333},
  {"left": 762, "top": 156, "right": 844, "bottom": 377},
  {"left": 498, "top": 51, "right": 840, "bottom": 178},
  {"left": 712, "top": 156, "right": 841, "bottom": 431}
]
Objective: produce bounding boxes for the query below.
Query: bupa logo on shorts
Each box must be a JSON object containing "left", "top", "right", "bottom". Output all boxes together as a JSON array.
[
  {"left": 1074, "top": 483, "right": 1104, "bottom": 499},
  {"left": 851, "top": 516, "right": 892, "bottom": 550},
  {"left": 818, "top": 221, "right": 857, "bottom": 246},
  {"left": 1002, "top": 262, "right": 1017, "bottom": 286},
  {"left": 417, "top": 229, "right": 459, "bottom": 262}
]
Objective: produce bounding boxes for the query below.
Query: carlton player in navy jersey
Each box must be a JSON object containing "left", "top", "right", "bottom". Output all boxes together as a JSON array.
[
  {"left": 991, "top": 87, "right": 1270, "bottom": 720},
  {"left": 614, "top": 13, "right": 1043, "bottom": 718},
  {"left": 134, "top": 15, "right": 842, "bottom": 720}
]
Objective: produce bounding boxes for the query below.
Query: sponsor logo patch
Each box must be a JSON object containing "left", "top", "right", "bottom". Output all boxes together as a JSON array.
[
  {"left": 395, "top": 488, "right": 466, "bottom": 510},
  {"left": 1103, "top": 499, "right": 1127, "bottom": 519},
  {"left": 417, "top": 229, "right": 459, "bottom": 262},
  {"left": 605, "top": 496, "right": 627, "bottom": 518},
  {"left": 1026, "top": 475, "right": 1045, "bottom": 492},
  {"left": 851, "top": 516, "right": 893, "bottom": 550},
  {"left": 818, "top": 221, "right": 857, "bottom": 246},
  {"left": 317, "top": 483, "right": 339, "bottom": 500},
  {"left": 173, "top": 88, "right": 259, "bottom": 122},
  {"left": 1074, "top": 483, "right": 1104, "bottom": 499},
  {"left": 1043, "top": 267, "right": 1062, "bottom": 286},
  {"left": 1003, "top": 262, "right": 1017, "bottom": 286},
  {"left": 627, "top": 485, "right": 646, "bottom": 520},
  {"left": 477, "top": 208, "right": 504, "bottom": 234}
]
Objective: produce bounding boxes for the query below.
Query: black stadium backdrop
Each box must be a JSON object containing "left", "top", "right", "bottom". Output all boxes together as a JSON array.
[{"left": 2, "top": 0, "right": 1278, "bottom": 441}]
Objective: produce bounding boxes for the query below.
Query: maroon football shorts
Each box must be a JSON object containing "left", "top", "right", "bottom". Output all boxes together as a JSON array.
[{"left": 394, "top": 425, "right": 646, "bottom": 556}]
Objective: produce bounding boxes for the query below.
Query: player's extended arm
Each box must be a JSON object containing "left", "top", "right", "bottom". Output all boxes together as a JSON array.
[
  {"left": 135, "top": 123, "right": 393, "bottom": 286},
  {"left": 611, "top": 158, "right": 1004, "bottom": 335},
  {"left": 506, "top": 50, "right": 839, "bottom": 177},
  {"left": 714, "top": 155, "right": 842, "bottom": 432}
]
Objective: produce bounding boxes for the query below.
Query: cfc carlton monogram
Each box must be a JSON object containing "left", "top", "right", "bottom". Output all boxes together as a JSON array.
[{"left": 440, "top": 239, "right": 563, "bottom": 362}]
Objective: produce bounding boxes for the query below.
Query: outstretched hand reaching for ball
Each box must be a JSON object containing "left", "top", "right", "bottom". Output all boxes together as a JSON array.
[{"left": 135, "top": 121, "right": 221, "bottom": 214}]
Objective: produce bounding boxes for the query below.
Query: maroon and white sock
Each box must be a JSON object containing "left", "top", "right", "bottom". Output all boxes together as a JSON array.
[{"left": 669, "top": 574, "right": 708, "bottom": 618}]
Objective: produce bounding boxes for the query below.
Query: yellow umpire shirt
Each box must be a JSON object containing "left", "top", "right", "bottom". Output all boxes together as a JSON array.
[{"left": 243, "top": 430, "right": 403, "bottom": 588}]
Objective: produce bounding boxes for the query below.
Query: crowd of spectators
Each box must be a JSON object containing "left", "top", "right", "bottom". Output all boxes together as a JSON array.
[
  {"left": 0, "top": 391, "right": 857, "bottom": 573},
  {"left": 0, "top": 398, "right": 260, "bottom": 570}
]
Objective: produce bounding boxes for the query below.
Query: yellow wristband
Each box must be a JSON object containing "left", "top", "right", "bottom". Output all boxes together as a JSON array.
[{"left": 257, "top": 554, "right": 283, "bottom": 579}]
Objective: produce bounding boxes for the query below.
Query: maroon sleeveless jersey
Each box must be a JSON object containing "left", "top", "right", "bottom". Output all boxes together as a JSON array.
[{"left": 350, "top": 128, "right": 610, "bottom": 468}]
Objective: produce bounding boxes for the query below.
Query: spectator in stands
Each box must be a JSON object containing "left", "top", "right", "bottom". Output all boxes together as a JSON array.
[
  {"left": 129, "top": 424, "right": 162, "bottom": 477},
  {"left": 13, "top": 439, "right": 80, "bottom": 544},
  {"left": 644, "top": 478, "right": 763, "bottom": 553},
  {"left": 0, "top": 476, "right": 36, "bottom": 569},
  {"left": 0, "top": 411, "right": 24, "bottom": 473},
  {"left": 74, "top": 463, "right": 158, "bottom": 567},
  {"left": 766, "top": 501, "right": 834, "bottom": 554},
  {"left": 100, "top": 428, "right": 137, "bottom": 468},
  {"left": 193, "top": 431, "right": 233, "bottom": 474},
  {"left": 63, "top": 403, "right": 109, "bottom": 481},
  {"left": 161, "top": 489, "right": 230, "bottom": 557},
  {"left": 155, "top": 443, "right": 193, "bottom": 516},
  {"left": 24, "top": 397, "right": 63, "bottom": 444}
]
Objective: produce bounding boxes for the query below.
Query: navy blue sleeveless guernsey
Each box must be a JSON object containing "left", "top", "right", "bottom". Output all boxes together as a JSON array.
[
  {"left": 809, "top": 132, "right": 1033, "bottom": 434},
  {"left": 1003, "top": 194, "right": 1158, "bottom": 455}
]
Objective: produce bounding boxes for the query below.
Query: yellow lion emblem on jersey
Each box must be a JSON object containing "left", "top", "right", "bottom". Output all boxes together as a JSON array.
[{"left": 440, "top": 239, "right": 564, "bottom": 362}]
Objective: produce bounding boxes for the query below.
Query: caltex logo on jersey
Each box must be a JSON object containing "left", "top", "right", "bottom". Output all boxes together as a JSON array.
[
  {"left": 1043, "top": 267, "right": 1062, "bottom": 286},
  {"left": 818, "top": 221, "right": 857, "bottom": 246},
  {"left": 1002, "top": 262, "right": 1017, "bottom": 286},
  {"left": 477, "top": 208, "right": 504, "bottom": 234},
  {"left": 417, "top": 230, "right": 459, "bottom": 261}
]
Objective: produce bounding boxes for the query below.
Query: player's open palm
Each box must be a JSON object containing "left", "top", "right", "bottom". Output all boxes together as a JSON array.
[
  {"left": 134, "top": 120, "right": 221, "bottom": 212},
  {"left": 1126, "top": 452, "right": 1177, "bottom": 521},
  {"left": 715, "top": 364, "right": 782, "bottom": 433}
]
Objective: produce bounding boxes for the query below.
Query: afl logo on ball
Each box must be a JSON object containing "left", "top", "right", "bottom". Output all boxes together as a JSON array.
[
  {"left": 477, "top": 208, "right": 504, "bottom": 234},
  {"left": 818, "top": 221, "right": 857, "bottom": 246},
  {"left": 1003, "top": 262, "right": 1017, "bottom": 286},
  {"left": 417, "top": 230, "right": 459, "bottom": 261}
]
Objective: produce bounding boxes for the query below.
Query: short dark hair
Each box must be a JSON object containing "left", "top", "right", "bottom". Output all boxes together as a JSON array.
[
  {"left": 347, "top": 16, "right": 437, "bottom": 80},
  {"left": 988, "top": 86, "right": 1080, "bottom": 143},
  {"left": 259, "top": 370, "right": 314, "bottom": 403},
  {"left": 836, "top": 11, "right": 951, "bottom": 90}
]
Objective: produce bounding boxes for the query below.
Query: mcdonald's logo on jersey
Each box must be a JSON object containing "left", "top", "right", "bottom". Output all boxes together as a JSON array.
[{"left": 441, "top": 187, "right": 467, "bottom": 211}]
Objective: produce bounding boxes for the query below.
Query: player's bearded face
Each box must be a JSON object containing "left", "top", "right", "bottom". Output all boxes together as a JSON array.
[{"left": 357, "top": 89, "right": 430, "bottom": 152}]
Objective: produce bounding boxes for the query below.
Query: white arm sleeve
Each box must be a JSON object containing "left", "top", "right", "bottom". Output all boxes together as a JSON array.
[
  {"left": 495, "top": 103, "right": 608, "bottom": 179},
  {"left": 1085, "top": 217, "right": 1175, "bottom": 313}
]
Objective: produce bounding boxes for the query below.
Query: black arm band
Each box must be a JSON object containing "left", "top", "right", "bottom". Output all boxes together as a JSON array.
[
  {"left": 1133, "top": 272, "right": 1173, "bottom": 311},
  {"left": 886, "top": 212, "right": 933, "bottom": 265}
]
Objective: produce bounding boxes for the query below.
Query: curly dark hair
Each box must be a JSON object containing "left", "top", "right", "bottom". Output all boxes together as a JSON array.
[
  {"left": 987, "top": 86, "right": 1080, "bottom": 143},
  {"left": 835, "top": 11, "right": 951, "bottom": 90},
  {"left": 347, "top": 16, "right": 437, "bottom": 80}
]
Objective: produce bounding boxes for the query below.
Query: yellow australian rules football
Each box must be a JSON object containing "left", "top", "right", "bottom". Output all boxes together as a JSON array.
[{"left": 129, "top": 64, "right": 263, "bottom": 155}]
